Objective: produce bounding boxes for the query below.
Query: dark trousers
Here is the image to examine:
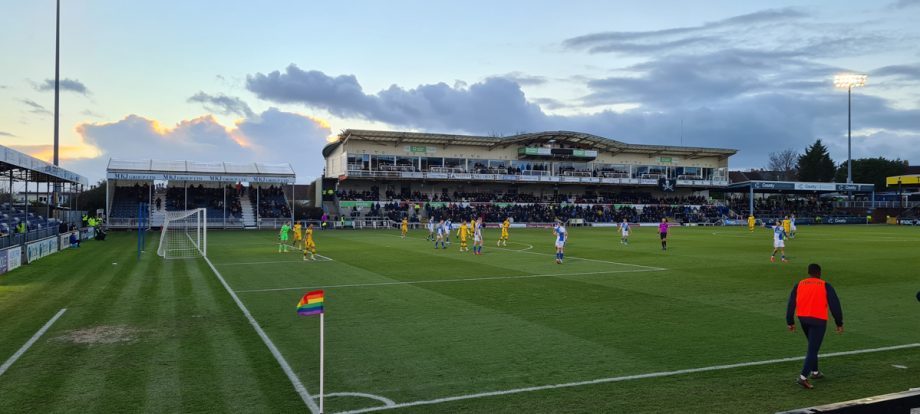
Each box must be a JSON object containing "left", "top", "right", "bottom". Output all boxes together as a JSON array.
[{"left": 799, "top": 317, "right": 827, "bottom": 376}]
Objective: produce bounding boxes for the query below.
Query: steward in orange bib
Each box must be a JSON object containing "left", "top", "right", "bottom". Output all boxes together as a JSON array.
[{"left": 785, "top": 263, "right": 843, "bottom": 389}]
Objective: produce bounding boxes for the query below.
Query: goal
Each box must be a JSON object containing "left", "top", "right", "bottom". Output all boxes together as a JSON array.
[{"left": 157, "top": 208, "right": 207, "bottom": 259}]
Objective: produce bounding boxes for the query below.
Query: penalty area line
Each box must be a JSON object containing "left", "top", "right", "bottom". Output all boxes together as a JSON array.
[
  {"left": 0, "top": 308, "right": 67, "bottom": 377},
  {"left": 202, "top": 256, "right": 320, "bottom": 414},
  {"left": 336, "top": 342, "right": 920, "bottom": 414},
  {"left": 235, "top": 268, "right": 664, "bottom": 293}
]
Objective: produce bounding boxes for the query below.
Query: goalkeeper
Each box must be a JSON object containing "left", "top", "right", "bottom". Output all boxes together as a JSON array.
[{"left": 279, "top": 221, "right": 291, "bottom": 252}]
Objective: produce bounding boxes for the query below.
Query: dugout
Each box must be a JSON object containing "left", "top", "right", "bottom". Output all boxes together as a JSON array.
[
  {"left": 724, "top": 180, "right": 875, "bottom": 224},
  {"left": 887, "top": 174, "right": 920, "bottom": 209},
  {"left": 106, "top": 159, "right": 296, "bottom": 229}
]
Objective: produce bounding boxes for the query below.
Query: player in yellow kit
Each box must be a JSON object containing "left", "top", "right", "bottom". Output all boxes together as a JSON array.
[
  {"left": 303, "top": 223, "right": 317, "bottom": 261},
  {"left": 783, "top": 216, "right": 791, "bottom": 237},
  {"left": 497, "top": 217, "right": 510, "bottom": 246},
  {"left": 457, "top": 219, "right": 470, "bottom": 251},
  {"left": 293, "top": 221, "right": 303, "bottom": 247},
  {"left": 748, "top": 214, "right": 756, "bottom": 232},
  {"left": 400, "top": 217, "right": 409, "bottom": 238}
]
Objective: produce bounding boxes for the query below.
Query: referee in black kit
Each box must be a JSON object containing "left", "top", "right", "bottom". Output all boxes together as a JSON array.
[{"left": 786, "top": 263, "right": 844, "bottom": 389}]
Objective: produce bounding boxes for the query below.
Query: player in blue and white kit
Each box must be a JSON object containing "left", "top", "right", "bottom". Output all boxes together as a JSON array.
[
  {"left": 426, "top": 218, "right": 435, "bottom": 241},
  {"left": 444, "top": 219, "right": 452, "bottom": 245},
  {"left": 472, "top": 217, "right": 484, "bottom": 255},
  {"left": 771, "top": 220, "right": 788, "bottom": 263},
  {"left": 789, "top": 214, "right": 797, "bottom": 239},
  {"left": 620, "top": 219, "right": 630, "bottom": 245},
  {"left": 434, "top": 219, "right": 447, "bottom": 249},
  {"left": 554, "top": 221, "right": 567, "bottom": 264}
]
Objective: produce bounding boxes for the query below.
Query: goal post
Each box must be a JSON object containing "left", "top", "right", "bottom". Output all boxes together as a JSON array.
[{"left": 157, "top": 208, "right": 207, "bottom": 259}]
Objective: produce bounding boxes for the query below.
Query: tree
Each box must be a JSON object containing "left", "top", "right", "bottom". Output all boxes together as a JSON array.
[
  {"left": 767, "top": 149, "right": 799, "bottom": 181},
  {"left": 797, "top": 140, "right": 836, "bottom": 182},
  {"left": 76, "top": 180, "right": 107, "bottom": 215},
  {"left": 834, "top": 157, "right": 908, "bottom": 189}
]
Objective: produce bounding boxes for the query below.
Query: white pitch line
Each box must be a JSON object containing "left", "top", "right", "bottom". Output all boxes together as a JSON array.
[
  {"left": 321, "top": 392, "right": 396, "bottom": 407},
  {"left": 217, "top": 260, "right": 316, "bottom": 266},
  {"left": 336, "top": 343, "right": 920, "bottom": 414},
  {"left": 0, "top": 308, "right": 67, "bottom": 377},
  {"left": 235, "top": 268, "right": 663, "bottom": 293},
  {"left": 202, "top": 256, "right": 320, "bottom": 414},
  {"left": 494, "top": 246, "right": 667, "bottom": 271}
]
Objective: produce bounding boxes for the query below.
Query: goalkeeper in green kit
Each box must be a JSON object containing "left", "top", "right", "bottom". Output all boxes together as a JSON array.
[{"left": 279, "top": 221, "right": 291, "bottom": 252}]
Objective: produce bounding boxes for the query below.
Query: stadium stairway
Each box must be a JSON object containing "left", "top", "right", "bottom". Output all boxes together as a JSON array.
[
  {"left": 150, "top": 189, "right": 167, "bottom": 227},
  {"left": 239, "top": 196, "right": 257, "bottom": 229}
]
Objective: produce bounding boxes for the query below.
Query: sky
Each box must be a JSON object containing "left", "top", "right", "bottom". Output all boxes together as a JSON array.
[{"left": 1, "top": 0, "right": 919, "bottom": 184}]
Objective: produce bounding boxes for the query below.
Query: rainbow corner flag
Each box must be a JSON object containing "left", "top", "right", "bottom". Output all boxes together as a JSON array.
[{"left": 297, "top": 290, "right": 324, "bottom": 316}]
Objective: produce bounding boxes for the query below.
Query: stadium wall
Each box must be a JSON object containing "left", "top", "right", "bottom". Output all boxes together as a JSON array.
[{"left": 0, "top": 245, "right": 22, "bottom": 275}]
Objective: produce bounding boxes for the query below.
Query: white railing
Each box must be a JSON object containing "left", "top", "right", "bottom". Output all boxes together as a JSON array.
[
  {"left": 833, "top": 201, "right": 919, "bottom": 209},
  {"left": 338, "top": 169, "right": 731, "bottom": 187},
  {"left": 379, "top": 165, "right": 416, "bottom": 172},
  {"left": 600, "top": 172, "right": 629, "bottom": 178},
  {"left": 429, "top": 167, "right": 467, "bottom": 173}
]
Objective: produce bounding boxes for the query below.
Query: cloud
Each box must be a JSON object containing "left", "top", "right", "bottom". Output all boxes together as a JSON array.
[
  {"left": 8, "top": 144, "right": 99, "bottom": 162},
  {"left": 81, "top": 109, "right": 104, "bottom": 118},
  {"left": 72, "top": 108, "right": 331, "bottom": 182},
  {"left": 580, "top": 49, "right": 841, "bottom": 107},
  {"left": 36, "top": 78, "right": 90, "bottom": 95},
  {"left": 0, "top": 131, "right": 15, "bottom": 137},
  {"left": 246, "top": 64, "right": 547, "bottom": 133},
  {"left": 20, "top": 99, "right": 51, "bottom": 116},
  {"left": 499, "top": 72, "right": 548, "bottom": 86},
  {"left": 562, "top": 7, "right": 905, "bottom": 60},
  {"left": 890, "top": 0, "right": 920, "bottom": 9},
  {"left": 187, "top": 91, "right": 255, "bottom": 118},
  {"left": 531, "top": 97, "right": 568, "bottom": 110},
  {"left": 245, "top": 65, "right": 920, "bottom": 169},
  {"left": 563, "top": 8, "right": 809, "bottom": 55},
  {"left": 872, "top": 64, "right": 920, "bottom": 80}
]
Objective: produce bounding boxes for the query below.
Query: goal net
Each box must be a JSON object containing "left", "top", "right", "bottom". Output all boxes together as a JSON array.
[{"left": 157, "top": 208, "right": 207, "bottom": 259}]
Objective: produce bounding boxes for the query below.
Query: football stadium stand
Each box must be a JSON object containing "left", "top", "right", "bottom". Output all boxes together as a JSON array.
[
  {"left": 106, "top": 159, "right": 296, "bottom": 229},
  {"left": 319, "top": 130, "right": 899, "bottom": 228},
  {"left": 322, "top": 129, "right": 737, "bottom": 226},
  {"left": 0, "top": 144, "right": 88, "bottom": 272}
]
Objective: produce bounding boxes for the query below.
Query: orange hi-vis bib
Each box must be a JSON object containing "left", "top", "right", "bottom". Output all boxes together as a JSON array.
[{"left": 796, "top": 278, "right": 828, "bottom": 320}]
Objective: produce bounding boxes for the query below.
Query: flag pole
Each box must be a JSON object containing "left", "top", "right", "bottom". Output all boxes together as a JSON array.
[{"left": 319, "top": 312, "right": 325, "bottom": 414}]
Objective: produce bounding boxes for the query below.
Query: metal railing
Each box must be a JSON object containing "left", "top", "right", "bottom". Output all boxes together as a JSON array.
[
  {"left": 833, "top": 200, "right": 919, "bottom": 209},
  {"left": 0, "top": 226, "right": 66, "bottom": 249}
]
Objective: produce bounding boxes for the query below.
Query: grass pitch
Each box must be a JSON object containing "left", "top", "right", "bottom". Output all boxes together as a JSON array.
[{"left": 1, "top": 225, "right": 918, "bottom": 413}]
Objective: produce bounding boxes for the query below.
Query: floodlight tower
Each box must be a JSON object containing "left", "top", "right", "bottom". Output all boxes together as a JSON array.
[{"left": 833, "top": 73, "right": 867, "bottom": 184}]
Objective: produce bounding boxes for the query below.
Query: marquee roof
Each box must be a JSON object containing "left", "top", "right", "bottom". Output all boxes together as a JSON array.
[
  {"left": 0, "top": 145, "right": 88, "bottom": 185},
  {"left": 106, "top": 159, "right": 295, "bottom": 184},
  {"left": 323, "top": 129, "right": 737, "bottom": 159}
]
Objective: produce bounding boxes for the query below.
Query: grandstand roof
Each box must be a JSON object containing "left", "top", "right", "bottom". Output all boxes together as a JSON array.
[
  {"left": 106, "top": 159, "right": 295, "bottom": 184},
  {"left": 323, "top": 129, "right": 737, "bottom": 158},
  {"left": 886, "top": 174, "right": 920, "bottom": 186},
  {"left": 0, "top": 145, "right": 88, "bottom": 185}
]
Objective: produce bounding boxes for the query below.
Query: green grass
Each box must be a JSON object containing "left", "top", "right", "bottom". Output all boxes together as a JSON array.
[{"left": 1, "top": 225, "right": 918, "bottom": 413}]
